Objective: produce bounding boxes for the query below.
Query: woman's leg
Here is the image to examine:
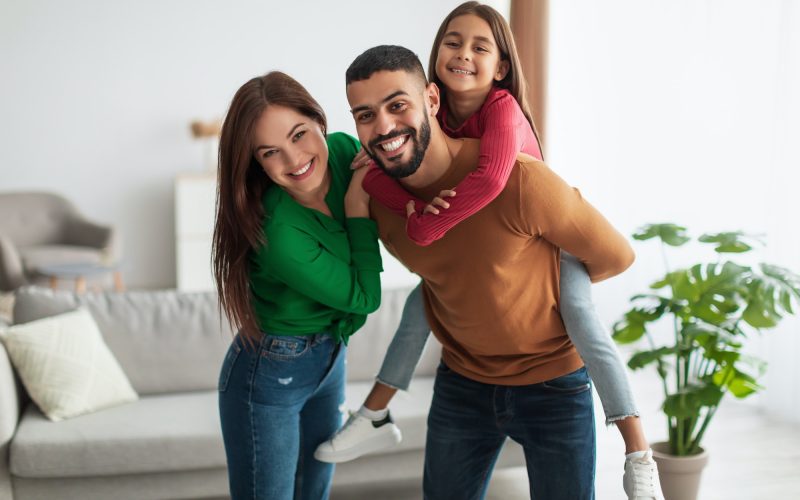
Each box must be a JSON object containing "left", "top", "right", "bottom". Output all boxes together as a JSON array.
[{"left": 219, "top": 333, "right": 342, "bottom": 499}]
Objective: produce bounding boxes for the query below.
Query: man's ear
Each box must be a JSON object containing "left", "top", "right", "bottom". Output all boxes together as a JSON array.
[
  {"left": 425, "top": 82, "right": 441, "bottom": 118},
  {"left": 494, "top": 60, "right": 510, "bottom": 82}
]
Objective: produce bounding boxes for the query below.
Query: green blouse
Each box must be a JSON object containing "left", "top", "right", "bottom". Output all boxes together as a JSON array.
[{"left": 248, "top": 132, "right": 382, "bottom": 343}]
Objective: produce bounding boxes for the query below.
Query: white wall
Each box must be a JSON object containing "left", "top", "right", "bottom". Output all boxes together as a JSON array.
[
  {"left": 1, "top": 0, "right": 510, "bottom": 289},
  {"left": 547, "top": 0, "right": 800, "bottom": 421}
]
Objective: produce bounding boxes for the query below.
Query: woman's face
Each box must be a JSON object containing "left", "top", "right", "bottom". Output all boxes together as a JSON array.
[
  {"left": 252, "top": 105, "right": 328, "bottom": 199},
  {"left": 435, "top": 14, "right": 509, "bottom": 96}
]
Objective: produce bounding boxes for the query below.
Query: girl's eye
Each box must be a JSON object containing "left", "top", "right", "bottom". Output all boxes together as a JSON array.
[
  {"left": 475, "top": 46, "right": 488, "bottom": 53},
  {"left": 444, "top": 41, "right": 459, "bottom": 48},
  {"left": 292, "top": 130, "right": 306, "bottom": 142}
]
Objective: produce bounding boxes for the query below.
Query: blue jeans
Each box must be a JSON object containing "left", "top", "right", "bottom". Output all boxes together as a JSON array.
[
  {"left": 218, "top": 332, "right": 345, "bottom": 500},
  {"left": 424, "top": 363, "right": 596, "bottom": 500},
  {"left": 377, "top": 251, "right": 638, "bottom": 423}
]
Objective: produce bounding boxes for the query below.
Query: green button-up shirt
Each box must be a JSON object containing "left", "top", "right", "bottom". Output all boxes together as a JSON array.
[{"left": 248, "top": 132, "right": 382, "bottom": 343}]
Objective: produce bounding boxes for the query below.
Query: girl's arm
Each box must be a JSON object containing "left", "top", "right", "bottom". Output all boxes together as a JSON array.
[
  {"left": 406, "top": 95, "right": 537, "bottom": 246},
  {"left": 363, "top": 166, "right": 428, "bottom": 219}
]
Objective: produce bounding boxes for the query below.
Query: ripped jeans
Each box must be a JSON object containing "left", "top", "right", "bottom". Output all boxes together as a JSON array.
[
  {"left": 376, "top": 251, "right": 638, "bottom": 424},
  {"left": 218, "top": 332, "right": 345, "bottom": 500}
]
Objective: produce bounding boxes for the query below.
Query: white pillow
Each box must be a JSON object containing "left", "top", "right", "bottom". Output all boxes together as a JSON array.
[{"left": 0, "top": 307, "right": 138, "bottom": 421}]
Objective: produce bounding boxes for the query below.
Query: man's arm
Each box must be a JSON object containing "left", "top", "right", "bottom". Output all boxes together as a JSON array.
[{"left": 521, "top": 161, "right": 634, "bottom": 282}]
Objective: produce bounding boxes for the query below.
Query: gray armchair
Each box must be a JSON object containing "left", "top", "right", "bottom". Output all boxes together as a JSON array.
[{"left": 0, "top": 192, "right": 118, "bottom": 291}]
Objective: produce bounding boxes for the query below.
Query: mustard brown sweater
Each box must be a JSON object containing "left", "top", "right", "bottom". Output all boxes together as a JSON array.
[{"left": 370, "top": 139, "right": 634, "bottom": 385}]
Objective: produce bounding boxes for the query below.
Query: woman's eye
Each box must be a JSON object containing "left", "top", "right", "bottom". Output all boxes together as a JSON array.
[
  {"left": 263, "top": 150, "right": 276, "bottom": 159},
  {"left": 292, "top": 130, "right": 306, "bottom": 142}
]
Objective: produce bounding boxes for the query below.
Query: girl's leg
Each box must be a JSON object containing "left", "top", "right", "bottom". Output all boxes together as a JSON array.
[
  {"left": 559, "top": 252, "right": 662, "bottom": 499},
  {"left": 315, "top": 282, "right": 431, "bottom": 463}
]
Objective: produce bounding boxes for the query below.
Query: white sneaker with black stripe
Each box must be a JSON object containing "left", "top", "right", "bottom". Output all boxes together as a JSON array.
[{"left": 314, "top": 410, "right": 402, "bottom": 463}]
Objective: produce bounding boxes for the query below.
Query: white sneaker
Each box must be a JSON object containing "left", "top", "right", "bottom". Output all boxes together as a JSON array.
[
  {"left": 623, "top": 449, "right": 664, "bottom": 499},
  {"left": 314, "top": 410, "right": 402, "bottom": 463}
]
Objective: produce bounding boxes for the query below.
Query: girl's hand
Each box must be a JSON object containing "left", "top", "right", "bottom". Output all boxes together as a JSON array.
[
  {"left": 345, "top": 165, "right": 370, "bottom": 218},
  {"left": 350, "top": 149, "right": 373, "bottom": 170},
  {"left": 405, "top": 189, "right": 457, "bottom": 217}
]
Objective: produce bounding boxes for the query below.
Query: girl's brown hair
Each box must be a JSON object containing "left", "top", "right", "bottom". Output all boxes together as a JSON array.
[
  {"left": 428, "top": 1, "right": 543, "bottom": 158},
  {"left": 212, "top": 71, "right": 327, "bottom": 347}
]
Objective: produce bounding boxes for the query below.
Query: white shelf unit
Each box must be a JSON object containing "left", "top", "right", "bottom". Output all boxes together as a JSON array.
[{"left": 174, "top": 172, "right": 217, "bottom": 291}]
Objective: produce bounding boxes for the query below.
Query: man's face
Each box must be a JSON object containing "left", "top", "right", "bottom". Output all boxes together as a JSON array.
[{"left": 347, "top": 70, "right": 435, "bottom": 179}]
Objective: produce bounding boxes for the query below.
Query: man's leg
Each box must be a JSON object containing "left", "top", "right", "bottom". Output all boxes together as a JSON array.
[
  {"left": 504, "top": 367, "right": 596, "bottom": 500},
  {"left": 423, "top": 361, "right": 506, "bottom": 500}
]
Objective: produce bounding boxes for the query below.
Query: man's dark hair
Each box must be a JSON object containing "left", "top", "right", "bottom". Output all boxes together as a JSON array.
[{"left": 346, "top": 45, "right": 428, "bottom": 86}]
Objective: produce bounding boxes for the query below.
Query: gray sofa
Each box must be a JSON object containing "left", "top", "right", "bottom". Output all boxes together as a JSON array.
[{"left": 0, "top": 286, "right": 524, "bottom": 500}]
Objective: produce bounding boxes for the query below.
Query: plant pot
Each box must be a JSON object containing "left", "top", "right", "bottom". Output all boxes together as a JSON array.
[{"left": 651, "top": 441, "right": 710, "bottom": 500}]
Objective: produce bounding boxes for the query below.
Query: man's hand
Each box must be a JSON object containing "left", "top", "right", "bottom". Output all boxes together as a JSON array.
[{"left": 405, "top": 189, "right": 457, "bottom": 217}]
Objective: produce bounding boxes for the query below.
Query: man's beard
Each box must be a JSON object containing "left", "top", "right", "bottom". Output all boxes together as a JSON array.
[{"left": 366, "top": 115, "right": 431, "bottom": 179}]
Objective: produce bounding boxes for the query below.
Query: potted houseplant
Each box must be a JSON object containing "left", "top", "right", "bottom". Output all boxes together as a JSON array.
[{"left": 612, "top": 223, "right": 800, "bottom": 500}]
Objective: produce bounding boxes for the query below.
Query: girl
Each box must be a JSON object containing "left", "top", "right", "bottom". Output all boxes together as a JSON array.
[
  {"left": 315, "top": 3, "right": 661, "bottom": 499},
  {"left": 213, "top": 71, "right": 383, "bottom": 500}
]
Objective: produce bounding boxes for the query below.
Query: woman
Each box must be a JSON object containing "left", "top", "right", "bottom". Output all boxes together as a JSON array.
[{"left": 212, "top": 71, "right": 381, "bottom": 500}]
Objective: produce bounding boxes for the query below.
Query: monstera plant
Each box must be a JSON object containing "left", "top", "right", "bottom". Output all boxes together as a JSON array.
[{"left": 613, "top": 223, "right": 800, "bottom": 456}]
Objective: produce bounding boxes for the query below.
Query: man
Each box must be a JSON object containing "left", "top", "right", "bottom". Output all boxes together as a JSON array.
[{"left": 345, "top": 45, "right": 634, "bottom": 499}]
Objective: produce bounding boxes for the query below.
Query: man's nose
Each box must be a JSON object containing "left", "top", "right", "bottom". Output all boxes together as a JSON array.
[{"left": 374, "top": 112, "right": 396, "bottom": 137}]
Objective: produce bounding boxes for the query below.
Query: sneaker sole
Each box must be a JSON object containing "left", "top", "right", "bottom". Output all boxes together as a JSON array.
[{"left": 314, "top": 428, "right": 402, "bottom": 463}]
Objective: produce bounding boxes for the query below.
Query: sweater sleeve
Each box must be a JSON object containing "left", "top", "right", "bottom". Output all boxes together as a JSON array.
[
  {"left": 522, "top": 162, "right": 635, "bottom": 283},
  {"left": 363, "top": 166, "right": 427, "bottom": 218},
  {"left": 262, "top": 219, "right": 383, "bottom": 314},
  {"left": 405, "top": 94, "right": 535, "bottom": 246}
]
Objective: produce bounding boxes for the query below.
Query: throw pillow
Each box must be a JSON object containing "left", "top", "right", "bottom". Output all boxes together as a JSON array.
[{"left": 0, "top": 307, "right": 138, "bottom": 421}]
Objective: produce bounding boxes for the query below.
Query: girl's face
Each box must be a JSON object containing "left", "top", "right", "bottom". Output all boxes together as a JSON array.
[
  {"left": 252, "top": 104, "right": 329, "bottom": 200},
  {"left": 435, "top": 14, "right": 509, "bottom": 97}
]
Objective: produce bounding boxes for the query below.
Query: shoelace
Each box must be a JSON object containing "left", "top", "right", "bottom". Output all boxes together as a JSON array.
[{"left": 629, "top": 459, "right": 658, "bottom": 497}]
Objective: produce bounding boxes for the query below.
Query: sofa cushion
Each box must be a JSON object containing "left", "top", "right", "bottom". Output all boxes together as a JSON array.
[
  {"left": 0, "top": 308, "right": 137, "bottom": 421},
  {"left": 10, "top": 377, "right": 435, "bottom": 478},
  {"left": 13, "top": 287, "right": 232, "bottom": 395},
  {"left": 21, "top": 245, "right": 104, "bottom": 273}
]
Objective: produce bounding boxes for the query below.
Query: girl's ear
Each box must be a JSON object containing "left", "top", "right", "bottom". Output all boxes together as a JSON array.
[{"left": 494, "top": 60, "right": 510, "bottom": 82}]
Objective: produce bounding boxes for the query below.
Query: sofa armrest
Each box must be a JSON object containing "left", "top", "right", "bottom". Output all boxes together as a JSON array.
[
  {"left": 65, "top": 217, "right": 119, "bottom": 262},
  {"left": 0, "top": 234, "right": 26, "bottom": 292},
  {"left": 0, "top": 341, "right": 20, "bottom": 499}
]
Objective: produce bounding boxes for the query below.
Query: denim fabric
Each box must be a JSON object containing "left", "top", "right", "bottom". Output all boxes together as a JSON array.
[
  {"left": 559, "top": 251, "right": 639, "bottom": 423},
  {"left": 376, "top": 282, "right": 430, "bottom": 390},
  {"left": 423, "top": 363, "right": 596, "bottom": 500},
  {"left": 218, "top": 332, "right": 345, "bottom": 500}
]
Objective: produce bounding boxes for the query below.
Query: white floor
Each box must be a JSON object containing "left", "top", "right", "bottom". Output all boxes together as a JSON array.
[{"left": 332, "top": 364, "right": 800, "bottom": 499}]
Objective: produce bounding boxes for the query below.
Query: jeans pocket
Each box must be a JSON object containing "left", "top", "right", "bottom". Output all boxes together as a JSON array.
[
  {"left": 218, "top": 341, "right": 242, "bottom": 392},
  {"left": 541, "top": 367, "right": 591, "bottom": 395},
  {"left": 261, "top": 335, "right": 310, "bottom": 360}
]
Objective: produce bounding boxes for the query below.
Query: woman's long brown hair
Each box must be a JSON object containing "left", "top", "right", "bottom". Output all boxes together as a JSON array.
[
  {"left": 428, "top": 1, "right": 544, "bottom": 159},
  {"left": 212, "top": 71, "right": 327, "bottom": 347}
]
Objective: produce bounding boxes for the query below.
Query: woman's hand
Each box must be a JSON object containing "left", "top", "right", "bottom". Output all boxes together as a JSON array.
[
  {"left": 349, "top": 149, "right": 373, "bottom": 170},
  {"left": 345, "top": 165, "right": 370, "bottom": 218},
  {"left": 405, "top": 189, "right": 457, "bottom": 218}
]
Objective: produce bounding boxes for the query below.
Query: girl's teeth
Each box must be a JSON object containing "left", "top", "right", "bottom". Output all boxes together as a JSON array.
[
  {"left": 451, "top": 68, "right": 473, "bottom": 75},
  {"left": 381, "top": 136, "right": 407, "bottom": 152},
  {"left": 290, "top": 161, "right": 312, "bottom": 176}
]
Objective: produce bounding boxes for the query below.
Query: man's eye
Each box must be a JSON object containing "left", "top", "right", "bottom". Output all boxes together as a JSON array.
[
  {"left": 292, "top": 130, "right": 306, "bottom": 142},
  {"left": 358, "top": 112, "right": 373, "bottom": 122},
  {"left": 390, "top": 102, "right": 407, "bottom": 112}
]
